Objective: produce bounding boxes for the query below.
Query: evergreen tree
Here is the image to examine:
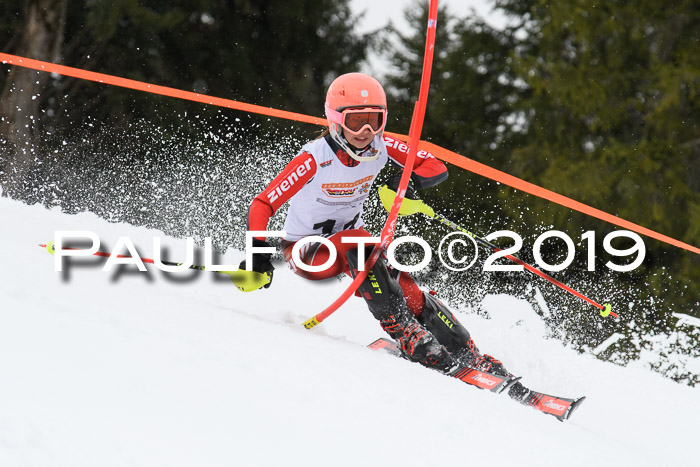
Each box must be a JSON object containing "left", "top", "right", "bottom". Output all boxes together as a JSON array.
[
  {"left": 496, "top": 0, "right": 699, "bottom": 321},
  {"left": 0, "top": 0, "right": 369, "bottom": 197},
  {"left": 0, "top": 0, "right": 68, "bottom": 195},
  {"left": 383, "top": 0, "right": 699, "bottom": 374},
  {"left": 383, "top": 3, "right": 526, "bottom": 235}
]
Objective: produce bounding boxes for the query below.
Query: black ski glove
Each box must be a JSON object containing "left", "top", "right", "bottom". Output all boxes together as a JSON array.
[
  {"left": 239, "top": 238, "right": 274, "bottom": 288},
  {"left": 386, "top": 172, "right": 420, "bottom": 200}
]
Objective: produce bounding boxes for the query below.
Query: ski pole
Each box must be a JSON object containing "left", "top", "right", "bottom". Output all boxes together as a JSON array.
[
  {"left": 377, "top": 186, "right": 616, "bottom": 318},
  {"left": 39, "top": 242, "right": 271, "bottom": 292}
]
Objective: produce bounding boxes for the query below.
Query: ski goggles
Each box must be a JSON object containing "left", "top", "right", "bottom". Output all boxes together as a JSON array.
[{"left": 325, "top": 106, "right": 387, "bottom": 136}]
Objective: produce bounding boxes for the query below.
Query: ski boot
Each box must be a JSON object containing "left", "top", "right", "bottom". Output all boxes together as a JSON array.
[
  {"left": 346, "top": 250, "right": 457, "bottom": 374},
  {"left": 418, "top": 291, "right": 532, "bottom": 399}
]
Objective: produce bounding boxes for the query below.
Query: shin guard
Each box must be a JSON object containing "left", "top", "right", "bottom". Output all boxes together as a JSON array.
[
  {"left": 419, "top": 292, "right": 511, "bottom": 376},
  {"left": 346, "top": 249, "right": 405, "bottom": 321},
  {"left": 418, "top": 292, "right": 473, "bottom": 353}
]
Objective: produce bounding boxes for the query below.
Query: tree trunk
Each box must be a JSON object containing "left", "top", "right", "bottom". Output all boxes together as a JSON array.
[{"left": 0, "top": 0, "right": 66, "bottom": 198}]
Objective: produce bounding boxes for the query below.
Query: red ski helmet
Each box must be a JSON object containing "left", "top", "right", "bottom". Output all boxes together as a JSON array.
[{"left": 325, "top": 73, "right": 388, "bottom": 161}]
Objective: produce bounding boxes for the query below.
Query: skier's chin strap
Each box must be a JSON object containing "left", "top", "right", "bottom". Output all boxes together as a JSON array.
[{"left": 324, "top": 133, "right": 376, "bottom": 166}]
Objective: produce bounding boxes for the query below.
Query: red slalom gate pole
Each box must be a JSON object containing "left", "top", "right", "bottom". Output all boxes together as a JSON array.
[{"left": 302, "top": 0, "right": 440, "bottom": 329}]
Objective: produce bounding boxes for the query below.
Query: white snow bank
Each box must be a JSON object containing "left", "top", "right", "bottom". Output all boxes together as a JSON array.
[{"left": 0, "top": 197, "right": 697, "bottom": 466}]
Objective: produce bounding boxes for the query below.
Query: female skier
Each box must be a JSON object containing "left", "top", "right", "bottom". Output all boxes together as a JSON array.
[{"left": 242, "top": 72, "right": 528, "bottom": 400}]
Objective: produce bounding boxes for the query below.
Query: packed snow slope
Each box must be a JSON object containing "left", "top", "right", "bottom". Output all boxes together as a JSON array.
[{"left": 1, "top": 196, "right": 698, "bottom": 467}]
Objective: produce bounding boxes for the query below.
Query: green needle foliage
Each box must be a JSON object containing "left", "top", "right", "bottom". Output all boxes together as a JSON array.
[{"left": 383, "top": 1, "right": 698, "bottom": 384}]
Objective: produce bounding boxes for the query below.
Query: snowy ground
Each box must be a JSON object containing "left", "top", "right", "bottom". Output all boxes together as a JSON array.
[{"left": 1, "top": 196, "right": 698, "bottom": 467}]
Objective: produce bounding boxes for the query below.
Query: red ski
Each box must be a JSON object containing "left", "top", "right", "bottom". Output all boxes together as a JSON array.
[
  {"left": 520, "top": 392, "right": 586, "bottom": 421},
  {"left": 368, "top": 337, "right": 585, "bottom": 421}
]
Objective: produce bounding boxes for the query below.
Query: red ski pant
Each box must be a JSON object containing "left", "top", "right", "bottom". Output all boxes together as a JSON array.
[{"left": 281, "top": 228, "right": 425, "bottom": 316}]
